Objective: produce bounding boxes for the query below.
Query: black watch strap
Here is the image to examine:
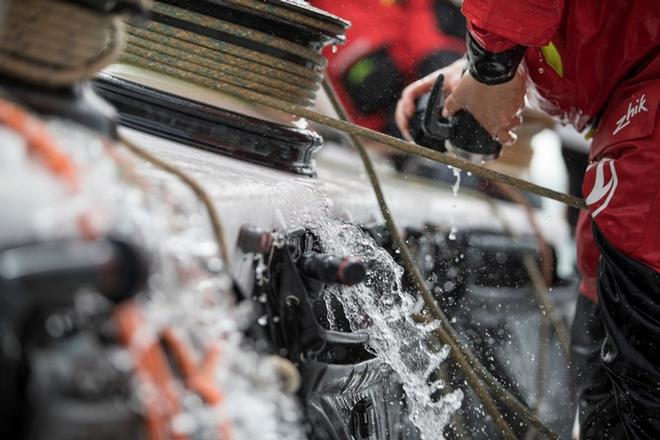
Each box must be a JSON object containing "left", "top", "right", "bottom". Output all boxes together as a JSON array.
[{"left": 467, "top": 32, "right": 526, "bottom": 85}]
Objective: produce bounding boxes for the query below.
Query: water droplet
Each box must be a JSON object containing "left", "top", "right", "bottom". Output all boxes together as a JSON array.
[
  {"left": 538, "top": 67, "right": 544, "bottom": 74},
  {"left": 449, "top": 166, "right": 462, "bottom": 197},
  {"left": 45, "top": 315, "right": 66, "bottom": 338},
  {"left": 257, "top": 315, "right": 268, "bottom": 326}
]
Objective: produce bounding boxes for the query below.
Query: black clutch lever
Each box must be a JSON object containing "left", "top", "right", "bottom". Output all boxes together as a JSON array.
[
  {"left": 409, "top": 74, "right": 503, "bottom": 162},
  {"left": 409, "top": 75, "right": 451, "bottom": 152}
]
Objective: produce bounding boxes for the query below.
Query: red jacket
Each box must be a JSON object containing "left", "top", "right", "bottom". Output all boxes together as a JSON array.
[
  {"left": 463, "top": 1, "right": 660, "bottom": 301},
  {"left": 312, "top": 0, "right": 464, "bottom": 131},
  {"left": 463, "top": 0, "right": 660, "bottom": 131}
]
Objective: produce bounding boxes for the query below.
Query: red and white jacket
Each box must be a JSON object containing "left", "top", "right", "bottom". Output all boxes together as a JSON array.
[{"left": 463, "top": 0, "right": 660, "bottom": 300}]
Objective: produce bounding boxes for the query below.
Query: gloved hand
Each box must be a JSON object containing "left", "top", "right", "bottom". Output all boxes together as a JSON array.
[
  {"left": 395, "top": 57, "right": 526, "bottom": 146},
  {"left": 395, "top": 58, "right": 465, "bottom": 141},
  {"left": 443, "top": 65, "right": 526, "bottom": 146}
]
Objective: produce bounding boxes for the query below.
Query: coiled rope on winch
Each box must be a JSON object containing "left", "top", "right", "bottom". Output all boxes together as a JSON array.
[
  {"left": 219, "top": 0, "right": 347, "bottom": 35},
  {"left": 0, "top": 0, "right": 135, "bottom": 87},
  {"left": 121, "top": 0, "right": 338, "bottom": 107},
  {"left": 151, "top": 3, "right": 326, "bottom": 65}
]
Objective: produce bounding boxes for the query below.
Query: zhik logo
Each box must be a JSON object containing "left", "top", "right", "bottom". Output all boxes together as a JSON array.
[
  {"left": 586, "top": 158, "right": 618, "bottom": 218},
  {"left": 613, "top": 94, "right": 648, "bottom": 135}
]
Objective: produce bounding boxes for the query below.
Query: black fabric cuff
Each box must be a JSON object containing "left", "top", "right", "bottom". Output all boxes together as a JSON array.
[{"left": 466, "top": 32, "right": 526, "bottom": 85}]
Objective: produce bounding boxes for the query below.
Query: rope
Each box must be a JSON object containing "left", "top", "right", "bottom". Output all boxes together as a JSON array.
[
  {"left": 114, "top": 68, "right": 555, "bottom": 438},
  {"left": 116, "top": 135, "right": 305, "bottom": 403},
  {"left": 115, "top": 303, "right": 186, "bottom": 440},
  {"left": 126, "top": 27, "right": 319, "bottom": 88},
  {"left": 322, "top": 79, "right": 558, "bottom": 439},
  {"left": 150, "top": 2, "right": 326, "bottom": 66},
  {"left": 524, "top": 313, "right": 550, "bottom": 440},
  {"left": 114, "top": 2, "right": 578, "bottom": 436},
  {"left": 126, "top": 36, "right": 314, "bottom": 97},
  {"left": 331, "top": 102, "right": 518, "bottom": 438},
  {"left": 121, "top": 88, "right": 556, "bottom": 439},
  {"left": 320, "top": 82, "right": 516, "bottom": 438},
  {"left": 117, "top": 135, "right": 306, "bottom": 431},
  {"left": 481, "top": 187, "right": 574, "bottom": 438},
  {"left": 0, "top": 0, "right": 127, "bottom": 87},
  {"left": 221, "top": 0, "right": 348, "bottom": 35},
  {"left": 0, "top": 98, "right": 101, "bottom": 238},
  {"left": 116, "top": 80, "right": 513, "bottom": 437},
  {"left": 0, "top": 99, "right": 79, "bottom": 190},
  {"left": 129, "top": 21, "right": 321, "bottom": 81},
  {"left": 494, "top": 183, "right": 555, "bottom": 285},
  {"left": 116, "top": 2, "right": 576, "bottom": 435},
  {"left": 482, "top": 189, "right": 572, "bottom": 355},
  {"left": 120, "top": 0, "right": 585, "bottom": 210},
  {"left": 523, "top": 255, "right": 572, "bottom": 354},
  {"left": 121, "top": 46, "right": 315, "bottom": 105},
  {"left": 121, "top": 48, "right": 585, "bottom": 210},
  {"left": 120, "top": 0, "right": 338, "bottom": 107},
  {"left": 119, "top": 134, "right": 230, "bottom": 263}
]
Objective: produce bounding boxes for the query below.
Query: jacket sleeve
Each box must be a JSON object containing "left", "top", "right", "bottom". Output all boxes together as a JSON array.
[{"left": 462, "top": 0, "right": 564, "bottom": 51}]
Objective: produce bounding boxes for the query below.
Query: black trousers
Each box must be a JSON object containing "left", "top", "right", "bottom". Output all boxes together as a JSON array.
[
  {"left": 571, "top": 294, "right": 625, "bottom": 439},
  {"left": 573, "top": 226, "right": 660, "bottom": 439}
]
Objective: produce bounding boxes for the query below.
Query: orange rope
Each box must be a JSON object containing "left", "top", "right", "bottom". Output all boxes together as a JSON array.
[
  {"left": 160, "top": 327, "right": 233, "bottom": 440},
  {"left": 115, "top": 303, "right": 187, "bottom": 440},
  {"left": 0, "top": 99, "right": 78, "bottom": 189},
  {"left": 0, "top": 99, "right": 230, "bottom": 438},
  {"left": 0, "top": 98, "right": 101, "bottom": 238}
]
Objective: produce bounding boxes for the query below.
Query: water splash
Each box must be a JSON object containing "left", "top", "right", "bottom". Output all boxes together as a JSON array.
[
  {"left": 447, "top": 166, "right": 462, "bottom": 241},
  {"left": 449, "top": 166, "right": 462, "bottom": 197},
  {"left": 313, "top": 221, "right": 463, "bottom": 439}
]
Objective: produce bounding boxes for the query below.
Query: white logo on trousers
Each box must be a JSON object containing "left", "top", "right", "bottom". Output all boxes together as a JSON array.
[{"left": 586, "top": 159, "right": 618, "bottom": 218}]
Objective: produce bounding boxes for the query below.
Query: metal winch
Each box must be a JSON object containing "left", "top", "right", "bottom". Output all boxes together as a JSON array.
[{"left": 95, "top": 0, "right": 350, "bottom": 176}]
